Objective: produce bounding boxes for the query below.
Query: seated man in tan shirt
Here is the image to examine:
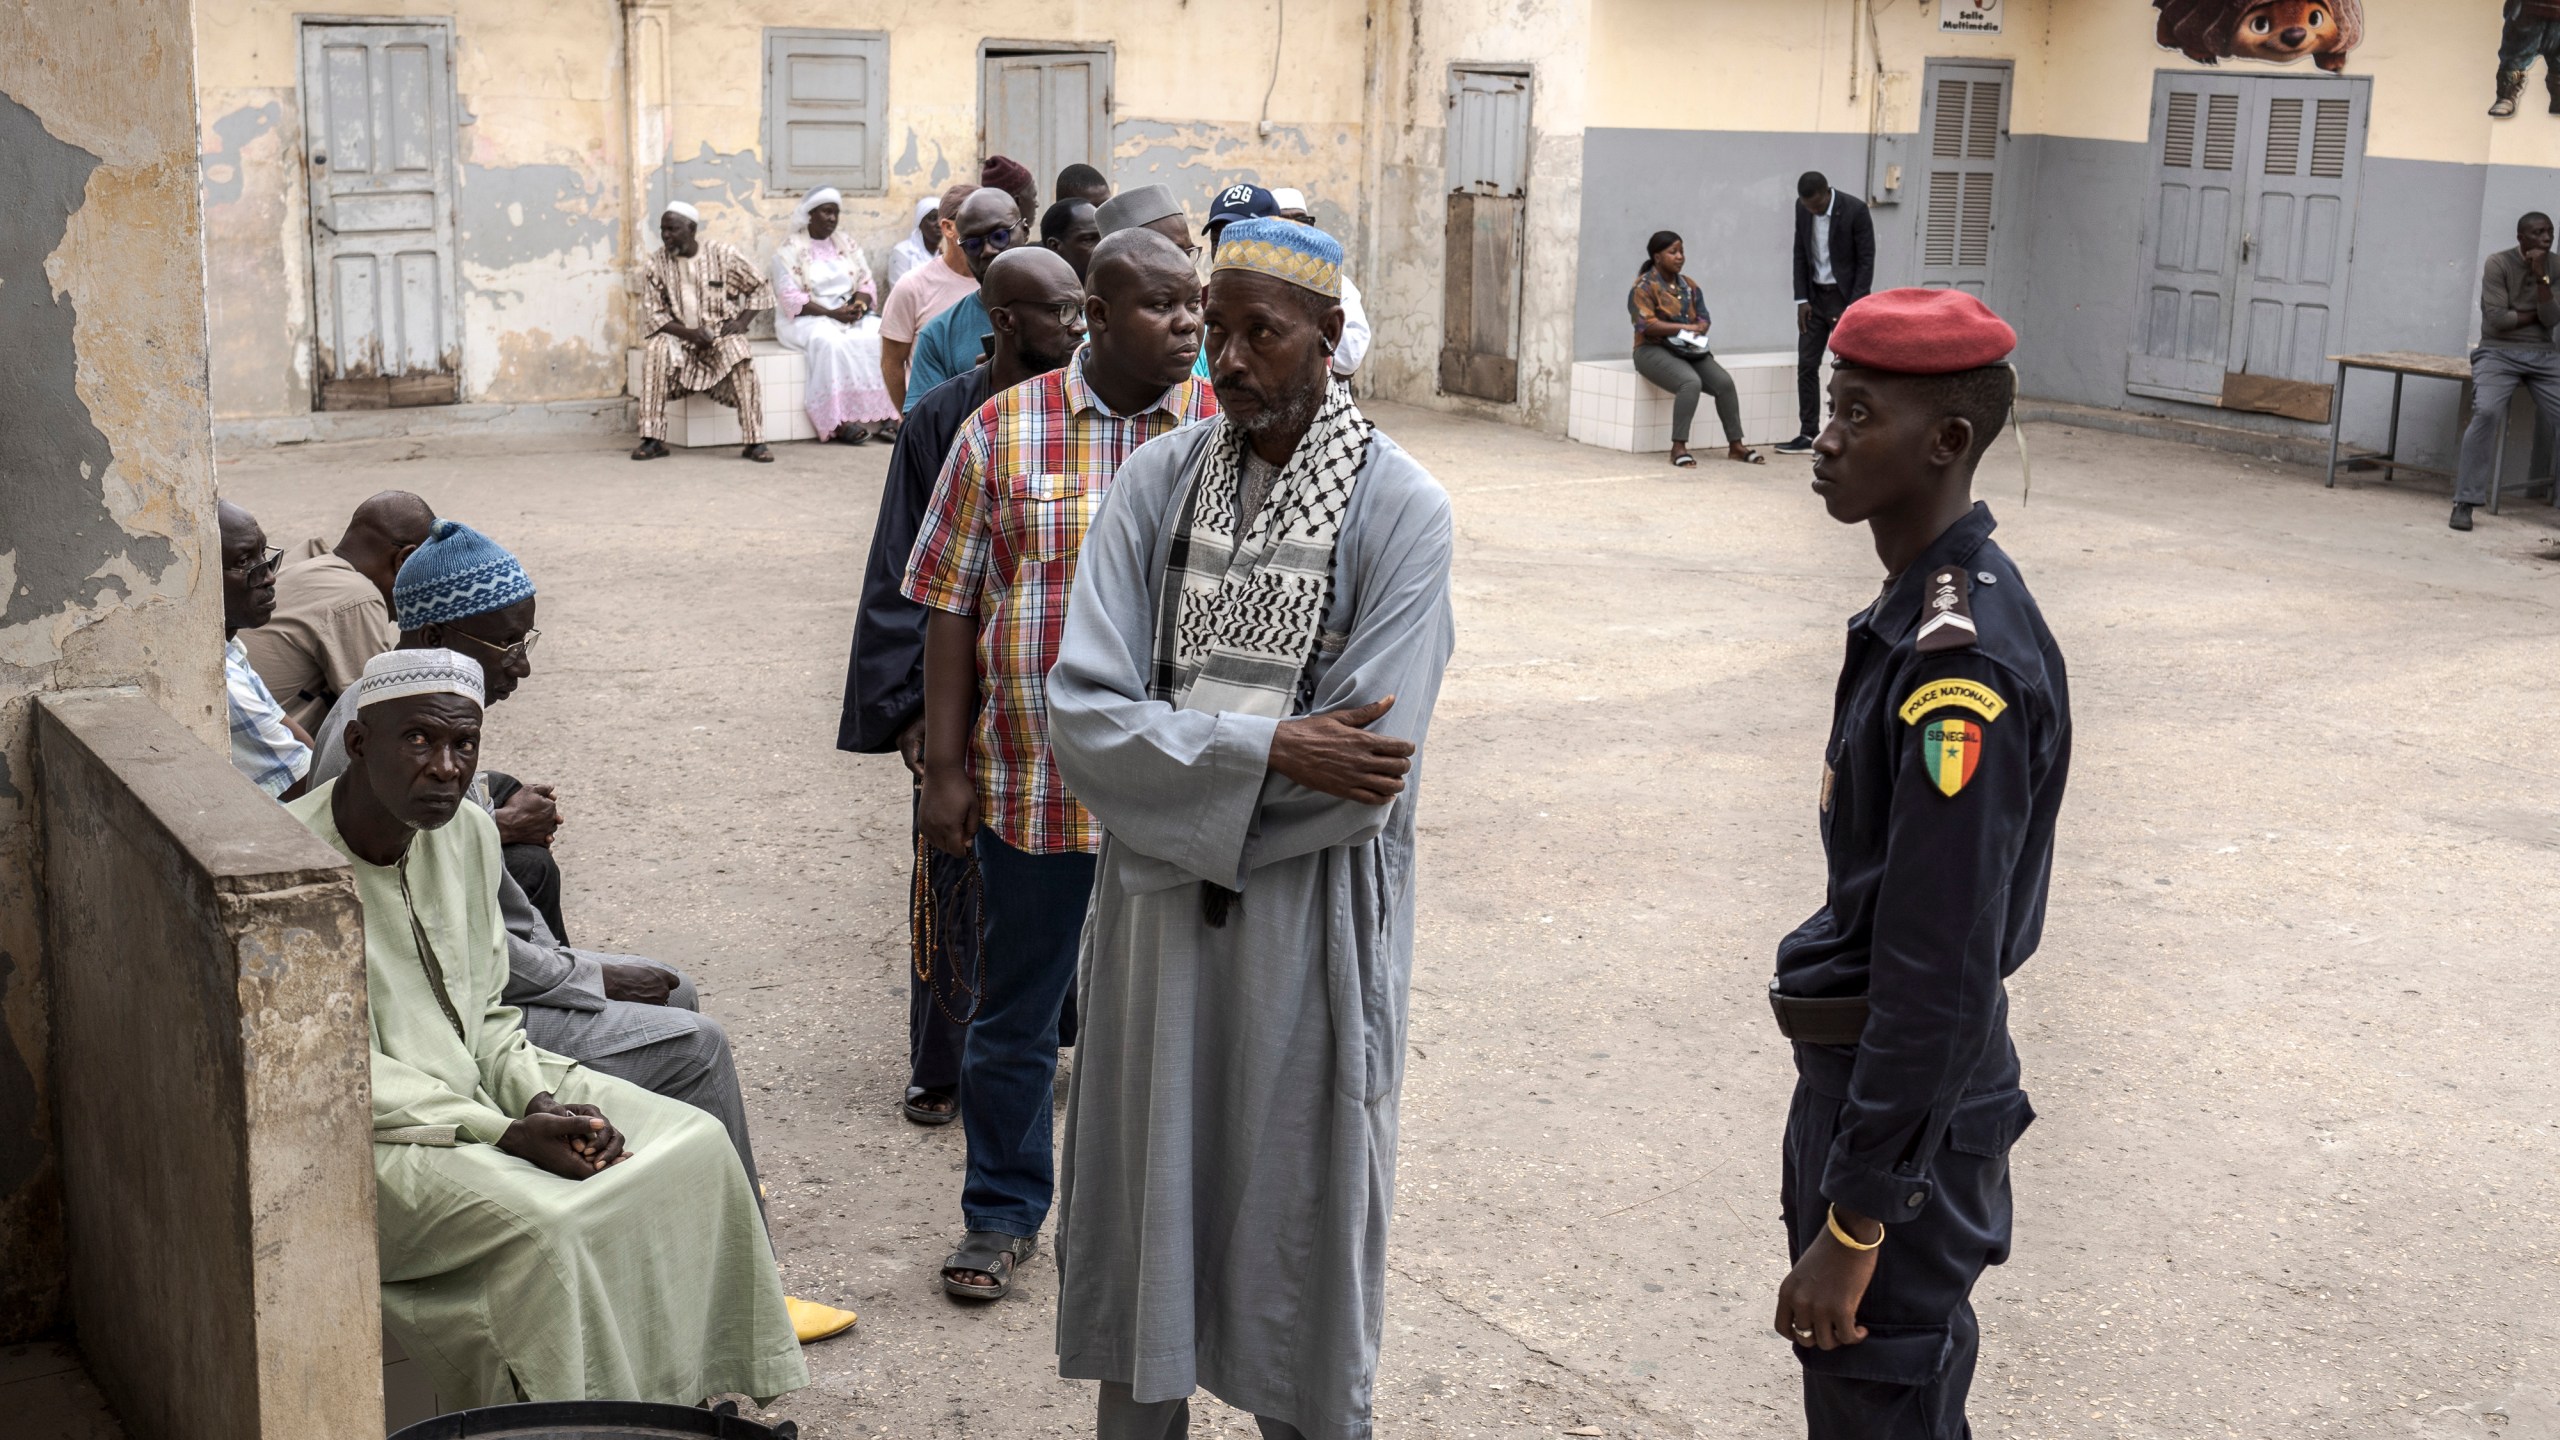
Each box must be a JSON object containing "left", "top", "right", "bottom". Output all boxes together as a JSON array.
[{"left": 241, "top": 490, "right": 435, "bottom": 729}]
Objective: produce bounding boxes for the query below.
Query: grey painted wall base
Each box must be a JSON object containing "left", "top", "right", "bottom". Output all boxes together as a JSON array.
[
  {"left": 215, "top": 397, "right": 636, "bottom": 455},
  {"left": 1579, "top": 119, "right": 2560, "bottom": 478}
]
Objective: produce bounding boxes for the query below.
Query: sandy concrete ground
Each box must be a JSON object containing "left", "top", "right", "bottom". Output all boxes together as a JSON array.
[{"left": 221, "top": 402, "right": 2560, "bottom": 1440}]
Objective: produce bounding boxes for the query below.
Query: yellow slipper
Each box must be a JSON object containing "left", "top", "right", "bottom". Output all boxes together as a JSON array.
[{"left": 786, "top": 1295, "right": 858, "bottom": 1344}]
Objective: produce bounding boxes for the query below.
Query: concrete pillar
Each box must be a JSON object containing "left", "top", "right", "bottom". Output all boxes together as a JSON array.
[
  {"left": 35, "top": 691, "right": 380, "bottom": 1440},
  {"left": 0, "top": 0, "right": 225, "bottom": 1339}
]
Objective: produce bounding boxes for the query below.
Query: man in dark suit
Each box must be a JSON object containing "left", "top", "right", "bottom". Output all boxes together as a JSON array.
[{"left": 1778, "top": 171, "right": 1878, "bottom": 454}]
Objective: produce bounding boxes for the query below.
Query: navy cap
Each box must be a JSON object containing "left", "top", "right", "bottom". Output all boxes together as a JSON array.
[{"left": 1205, "top": 182, "right": 1278, "bottom": 233}]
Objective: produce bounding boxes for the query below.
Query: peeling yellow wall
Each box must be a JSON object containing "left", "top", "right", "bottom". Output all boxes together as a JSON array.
[
  {"left": 0, "top": 0, "right": 222, "bottom": 1340},
  {"left": 654, "top": 0, "right": 1374, "bottom": 281},
  {"left": 197, "top": 0, "right": 628, "bottom": 420},
  {"left": 1360, "top": 0, "right": 1593, "bottom": 431},
  {"left": 195, "top": 0, "right": 1380, "bottom": 424}
]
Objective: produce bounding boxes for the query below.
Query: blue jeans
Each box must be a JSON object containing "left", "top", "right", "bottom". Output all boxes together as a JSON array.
[
  {"left": 2504, "top": 15, "right": 2560, "bottom": 69},
  {"left": 958, "top": 827, "right": 1096, "bottom": 1237}
]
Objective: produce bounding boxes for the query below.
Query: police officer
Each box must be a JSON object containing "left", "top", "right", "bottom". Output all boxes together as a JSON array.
[{"left": 1767, "top": 288, "right": 2070, "bottom": 1439}]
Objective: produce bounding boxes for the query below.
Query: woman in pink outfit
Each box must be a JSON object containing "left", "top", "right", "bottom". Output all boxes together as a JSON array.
[{"left": 771, "top": 187, "right": 899, "bottom": 444}]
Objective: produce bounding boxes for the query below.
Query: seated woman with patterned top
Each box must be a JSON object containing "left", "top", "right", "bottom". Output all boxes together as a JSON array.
[{"left": 1629, "top": 229, "right": 1761, "bottom": 469}]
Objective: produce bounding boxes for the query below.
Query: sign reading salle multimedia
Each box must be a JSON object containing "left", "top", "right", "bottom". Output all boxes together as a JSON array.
[{"left": 1941, "top": 0, "right": 2001, "bottom": 34}]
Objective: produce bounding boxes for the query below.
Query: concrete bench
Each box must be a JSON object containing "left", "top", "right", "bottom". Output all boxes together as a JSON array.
[
  {"left": 1568, "top": 351, "right": 1827, "bottom": 452},
  {"left": 624, "top": 339, "right": 818, "bottom": 447}
]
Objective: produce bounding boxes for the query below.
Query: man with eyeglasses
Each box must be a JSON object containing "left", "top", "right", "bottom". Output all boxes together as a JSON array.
[
  {"left": 901, "top": 188, "right": 1024, "bottom": 415},
  {"left": 904, "top": 228, "right": 1217, "bottom": 1303},
  {"left": 841, "top": 245, "right": 1091, "bottom": 1130},
  {"left": 300, "top": 523, "right": 778, "bottom": 1226},
  {"left": 219, "top": 499, "right": 315, "bottom": 799}
]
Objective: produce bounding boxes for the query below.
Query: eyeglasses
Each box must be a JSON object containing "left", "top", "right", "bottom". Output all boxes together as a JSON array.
[
  {"left": 227, "top": 546, "right": 284, "bottom": 580},
  {"left": 448, "top": 627, "right": 541, "bottom": 668},
  {"left": 1002, "top": 299, "right": 1088, "bottom": 330},
  {"left": 958, "top": 225, "right": 1018, "bottom": 257}
]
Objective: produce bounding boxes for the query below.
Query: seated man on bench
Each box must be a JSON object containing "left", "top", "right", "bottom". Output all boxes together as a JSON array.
[{"left": 290, "top": 649, "right": 807, "bottom": 1405}]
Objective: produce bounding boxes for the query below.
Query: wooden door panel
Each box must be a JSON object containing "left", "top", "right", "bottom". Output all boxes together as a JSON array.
[{"left": 302, "top": 22, "right": 459, "bottom": 409}]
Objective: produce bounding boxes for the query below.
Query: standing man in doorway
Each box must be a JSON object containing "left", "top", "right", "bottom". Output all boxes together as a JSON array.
[
  {"left": 1769, "top": 289, "right": 2065, "bottom": 1439},
  {"left": 1778, "top": 171, "right": 1877, "bottom": 456},
  {"left": 903, "top": 229, "right": 1216, "bottom": 1303},
  {"left": 2452, "top": 211, "right": 2560, "bottom": 531}
]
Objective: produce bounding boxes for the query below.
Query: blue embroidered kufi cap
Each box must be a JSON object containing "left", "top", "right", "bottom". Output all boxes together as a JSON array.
[
  {"left": 1210, "top": 217, "right": 1343, "bottom": 299},
  {"left": 392, "top": 519, "right": 536, "bottom": 629}
]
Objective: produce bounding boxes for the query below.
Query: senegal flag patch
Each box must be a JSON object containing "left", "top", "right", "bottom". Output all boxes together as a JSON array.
[{"left": 1922, "top": 718, "right": 1981, "bottom": 797}]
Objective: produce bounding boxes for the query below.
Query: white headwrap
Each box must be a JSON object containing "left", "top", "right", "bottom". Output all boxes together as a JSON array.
[
  {"left": 914, "top": 195, "right": 940, "bottom": 224},
  {"left": 662, "top": 200, "right": 701, "bottom": 225},
  {"left": 355, "top": 648, "right": 485, "bottom": 712},
  {"left": 793, "top": 187, "right": 844, "bottom": 233}
]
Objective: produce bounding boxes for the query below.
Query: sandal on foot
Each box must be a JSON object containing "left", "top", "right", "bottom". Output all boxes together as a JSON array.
[
  {"left": 630, "top": 437, "right": 670, "bottom": 461},
  {"left": 942, "top": 1230, "right": 1035, "bottom": 1302},
  {"left": 742, "top": 443, "right": 775, "bottom": 462},
  {"left": 1670, "top": 449, "right": 1698, "bottom": 468},
  {"left": 1729, "top": 445, "right": 1765, "bottom": 464},
  {"left": 902, "top": 1087, "right": 957, "bottom": 1126}
]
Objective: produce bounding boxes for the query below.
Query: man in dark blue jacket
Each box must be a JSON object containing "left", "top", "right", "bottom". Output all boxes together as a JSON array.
[
  {"left": 1778, "top": 171, "right": 1878, "bottom": 455},
  {"left": 839, "top": 246, "right": 1088, "bottom": 1125},
  {"left": 1769, "top": 288, "right": 2066, "bottom": 1440}
]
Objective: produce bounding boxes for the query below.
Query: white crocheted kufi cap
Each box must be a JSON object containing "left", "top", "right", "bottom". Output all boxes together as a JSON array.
[{"left": 355, "top": 648, "right": 485, "bottom": 712}]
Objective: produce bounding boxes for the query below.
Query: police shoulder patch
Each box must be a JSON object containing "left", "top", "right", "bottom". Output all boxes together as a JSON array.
[
  {"left": 1898, "top": 676, "right": 2007, "bottom": 726},
  {"left": 1915, "top": 566, "right": 1978, "bottom": 654},
  {"left": 1921, "top": 718, "right": 1982, "bottom": 797}
]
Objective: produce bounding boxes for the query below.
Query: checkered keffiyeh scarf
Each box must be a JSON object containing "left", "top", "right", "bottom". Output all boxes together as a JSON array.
[{"left": 1151, "top": 378, "right": 1373, "bottom": 719}]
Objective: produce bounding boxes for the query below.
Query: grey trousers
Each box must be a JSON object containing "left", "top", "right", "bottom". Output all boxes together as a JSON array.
[
  {"left": 2456, "top": 345, "right": 2560, "bottom": 505},
  {"left": 523, "top": 973, "right": 765, "bottom": 1211},
  {"left": 1096, "top": 1383, "right": 1306, "bottom": 1440},
  {"left": 1632, "top": 342, "right": 1744, "bottom": 446}
]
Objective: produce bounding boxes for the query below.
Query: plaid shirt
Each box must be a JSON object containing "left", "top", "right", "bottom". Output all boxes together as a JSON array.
[
  {"left": 902, "top": 345, "right": 1219, "bottom": 854},
  {"left": 1628, "top": 267, "right": 1708, "bottom": 343},
  {"left": 226, "top": 636, "right": 310, "bottom": 797}
]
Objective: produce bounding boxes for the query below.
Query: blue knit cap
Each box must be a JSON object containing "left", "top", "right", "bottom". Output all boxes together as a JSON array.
[{"left": 393, "top": 520, "right": 536, "bottom": 629}]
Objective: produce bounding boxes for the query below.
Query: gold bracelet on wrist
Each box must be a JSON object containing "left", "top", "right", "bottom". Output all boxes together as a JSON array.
[{"left": 1826, "top": 1204, "right": 1884, "bottom": 1252}]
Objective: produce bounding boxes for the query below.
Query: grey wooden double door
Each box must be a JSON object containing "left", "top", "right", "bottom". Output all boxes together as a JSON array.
[
  {"left": 2129, "top": 71, "right": 2371, "bottom": 407},
  {"left": 300, "top": 20, "right": 462, "bottom": 410}
]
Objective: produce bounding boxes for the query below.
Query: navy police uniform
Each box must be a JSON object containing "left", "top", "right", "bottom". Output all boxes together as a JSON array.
[{"left": 1772, "top": 499, "right": 2070, "bottom": 1438}]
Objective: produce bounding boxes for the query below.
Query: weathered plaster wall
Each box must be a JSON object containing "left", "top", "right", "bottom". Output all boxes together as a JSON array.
[
  {"left": 197, "top": 0, "right": 631, "bottom": 420},
  {"left": 654, "top": 0, "right": 1375, "bottom": 296},
  {"left": 0, "top": 0, "right": 223, "bottom": 1340},
  {"left": 196, "top": 0, "right": 1379, "bottom": 423},
  {"left": 1360, "top": 0, "right": 1591, "bottom": 434}
]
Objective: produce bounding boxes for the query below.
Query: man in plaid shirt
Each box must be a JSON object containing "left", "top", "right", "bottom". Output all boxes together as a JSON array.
[{"left": 903, "top": 228, "right": 1219, "bottom": 1301}]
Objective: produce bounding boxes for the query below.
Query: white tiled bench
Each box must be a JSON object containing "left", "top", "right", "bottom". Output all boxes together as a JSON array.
[
  {"left": 1568, "top": 350, "right": 1829, "bottom": 452},
  {"left": 624, "top": 339, "right": 817, "bottom": 447}
]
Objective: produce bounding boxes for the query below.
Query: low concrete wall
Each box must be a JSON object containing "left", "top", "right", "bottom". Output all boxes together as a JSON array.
[{"left": 35, "top": 690, "right": 380, "bottom": 1440}]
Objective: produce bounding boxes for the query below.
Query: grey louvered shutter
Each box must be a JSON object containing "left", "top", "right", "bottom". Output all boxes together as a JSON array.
[
  {"left": 1916, "top": 64, "right": 2006, "bottom": 295},
  {"left": 764, "top": 30, "right": 887, "bottom": 194}
]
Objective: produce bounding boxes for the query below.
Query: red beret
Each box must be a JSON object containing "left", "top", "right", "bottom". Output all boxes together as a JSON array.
[{"left": 1829, "top": 288, "right": 2016, "bottom": 374}]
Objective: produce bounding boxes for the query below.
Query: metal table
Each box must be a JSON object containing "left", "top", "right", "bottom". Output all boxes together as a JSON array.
[
  {"left": 2322, "top": 351, "right": 2468, "bottom": 490},
  {"left": 2322, "top": 350, "right": 2556, "bottom": 511}
]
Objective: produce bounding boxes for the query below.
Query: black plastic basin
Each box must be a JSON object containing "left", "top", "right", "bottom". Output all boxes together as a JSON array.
[{"left": 389, "top": 1400, "right": 798, "bottom": 1440}]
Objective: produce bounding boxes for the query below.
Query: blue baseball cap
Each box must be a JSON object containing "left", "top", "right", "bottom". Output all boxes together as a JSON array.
[{"left": 1205, "top": 183, "right": 1278, "bottom": 235}]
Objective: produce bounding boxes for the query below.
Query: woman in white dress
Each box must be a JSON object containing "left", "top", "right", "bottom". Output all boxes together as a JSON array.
[{"left": 771, "top": 187, "right": 898, "bottom": 444}]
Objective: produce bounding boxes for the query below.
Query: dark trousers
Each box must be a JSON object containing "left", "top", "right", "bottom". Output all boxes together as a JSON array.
[
  {"left": 486, "top": 771, "right": 570, "bottom": 944},
  {"left": 1781, "top": 1079, "right": 2033, "bottom": 1440},
  {"left": 1800, "top": 283, "right": 1849, "bottom": 438},
  {"left": 908, "top": 791, "right": 979, "bottom": 1097},
  {"left": 958, "top": 826, "right": 1095, "bottom": 1237}
]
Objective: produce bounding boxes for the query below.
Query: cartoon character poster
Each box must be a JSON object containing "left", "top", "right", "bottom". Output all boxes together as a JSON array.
[
  {"left": 2492, "top": 1, "right": 2560, "bottom": 117},
  {"left": 2150, "top": 1, "right": 2364, "bottom": 72}
]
